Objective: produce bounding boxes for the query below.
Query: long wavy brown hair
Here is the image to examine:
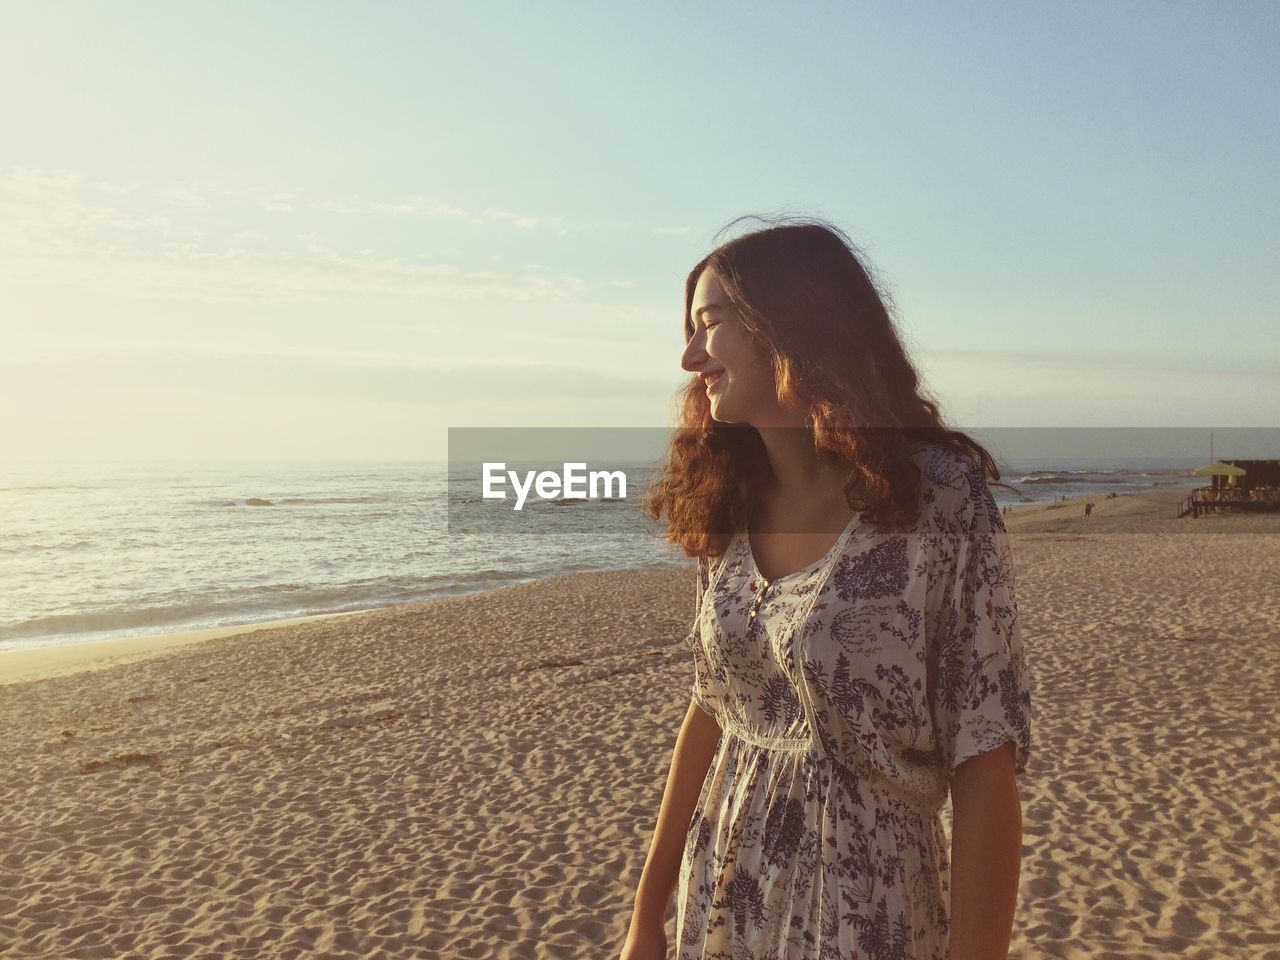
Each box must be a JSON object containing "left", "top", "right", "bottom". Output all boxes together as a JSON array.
[{"left": 643, "top": 214, "right": 1001, "bottom": 561}]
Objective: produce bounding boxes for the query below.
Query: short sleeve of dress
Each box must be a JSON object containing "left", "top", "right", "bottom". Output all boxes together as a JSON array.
[
  {"left": 687, "top": 555, "right": 727, "bottom": 723},
  {"left": 931, "top": 462, "right": 1034, "bottom": 778}
]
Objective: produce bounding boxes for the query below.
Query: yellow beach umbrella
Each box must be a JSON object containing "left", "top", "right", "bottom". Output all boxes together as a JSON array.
[{"left": 1191, "top": 462, "right": 1246, "bottom": 477}]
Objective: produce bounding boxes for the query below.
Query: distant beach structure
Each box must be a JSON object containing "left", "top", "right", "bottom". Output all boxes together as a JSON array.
[{"left": 1180, "top": 459, "right": 1280, "bottom": 518}]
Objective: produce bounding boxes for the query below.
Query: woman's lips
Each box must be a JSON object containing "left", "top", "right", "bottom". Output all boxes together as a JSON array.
[{"left": 705, "top": 371, "right": 724, "bottom": 390}]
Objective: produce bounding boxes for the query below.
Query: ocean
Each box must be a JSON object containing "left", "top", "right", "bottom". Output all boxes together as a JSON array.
[{"left": 0, "top": 458, "right": 1205, "bottom": 653}]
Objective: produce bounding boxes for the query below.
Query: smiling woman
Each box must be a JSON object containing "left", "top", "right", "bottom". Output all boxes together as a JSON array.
[{"left": 625, "top": 215, "right": 1032, "bottom": 960}]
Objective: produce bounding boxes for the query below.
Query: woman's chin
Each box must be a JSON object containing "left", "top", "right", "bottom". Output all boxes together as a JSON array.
[{"left": 708, "top": 399, "right": 740, "bottom": 423}]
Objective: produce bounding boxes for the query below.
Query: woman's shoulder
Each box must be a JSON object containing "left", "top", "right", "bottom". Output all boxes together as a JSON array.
[
  {"left": 906, "top": 439, "right": 1000, "bottom": 537},
  {"left": 909, "top": 438, "right": 979, "bottom": 485}
]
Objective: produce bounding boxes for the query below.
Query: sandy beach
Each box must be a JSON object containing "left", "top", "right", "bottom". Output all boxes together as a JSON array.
[{"left": 2, "top": 488, "right": 1278, "bottom": 959}]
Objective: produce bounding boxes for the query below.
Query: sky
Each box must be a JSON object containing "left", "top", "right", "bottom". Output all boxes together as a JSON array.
[{"left": 1, "top": 1, "right": 1276, "bottom": 461}]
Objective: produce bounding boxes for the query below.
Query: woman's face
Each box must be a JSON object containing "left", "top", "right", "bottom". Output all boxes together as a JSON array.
[{"left": 682, "top": 269, "right": 777, "bottom": 424}]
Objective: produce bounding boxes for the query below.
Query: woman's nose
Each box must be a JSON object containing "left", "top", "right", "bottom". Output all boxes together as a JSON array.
[{"left": 681, "top": 337, "right": 707, "bottom": 373}]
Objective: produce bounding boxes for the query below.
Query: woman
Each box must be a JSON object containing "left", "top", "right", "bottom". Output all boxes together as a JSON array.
[{"left": 622, "top": 217, "right": 1034, "bottom": 960}]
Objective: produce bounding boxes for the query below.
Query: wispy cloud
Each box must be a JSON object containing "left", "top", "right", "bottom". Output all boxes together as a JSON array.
[
  {"left": 4, "top": 350, "right": 672, "bottom": 404},
  {"left": 475, "top": 207, "right": 547, "bottom": 230},
  {"left": 261, "top": 192, "right": 296, "bottom": 213},
  {"left": 921, "top": 345, "right": 1280, "bottom": 380},
  {"left": 348, "top": 196, "right": 573, "bottom": 234},
  {"left": 5, "top": 243, "right": 588, "bottom": 304},
  {"left": 367, "top": 194, "right": 468, "bottom": 218},
  {"left": 0, "top": 167, "right": 589, "bottom": 304},
  {"left": 90, "top": 180, "right": 140, "bottom": 196},
  {"left": 0, "top": 168, "right": 174, "bottom": 240},
  {"left": 157, "top": 183, "right": 211, "bottom": 208},
  {"left": 0, "top": 166, "right": 700, "bottom": 304}
]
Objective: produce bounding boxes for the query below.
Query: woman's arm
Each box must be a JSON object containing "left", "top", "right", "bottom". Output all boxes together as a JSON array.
[
  {"left": 627, "top": 698, "right": 722, "bottom": 927},
  {"left": 948, "top": 740, "right": 1023, "bottom": 960}
]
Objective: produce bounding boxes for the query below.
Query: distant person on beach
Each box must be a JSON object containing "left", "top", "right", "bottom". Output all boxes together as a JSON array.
[
  {"left": 1085, "top": 502, "right": 1093, "bottom": 517},
  {"left": 628, "top": 217, "right": 1032, "bottom": 960}
]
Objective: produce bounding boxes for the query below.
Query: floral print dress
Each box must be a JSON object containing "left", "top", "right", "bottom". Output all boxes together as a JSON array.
[{"left": 675, "top": 441, "right": 1034, "bottom": 960}]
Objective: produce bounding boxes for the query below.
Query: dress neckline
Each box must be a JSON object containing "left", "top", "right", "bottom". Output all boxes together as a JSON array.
[{"left": 738, "top": 512, "right": 861, "bottom": 586}]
